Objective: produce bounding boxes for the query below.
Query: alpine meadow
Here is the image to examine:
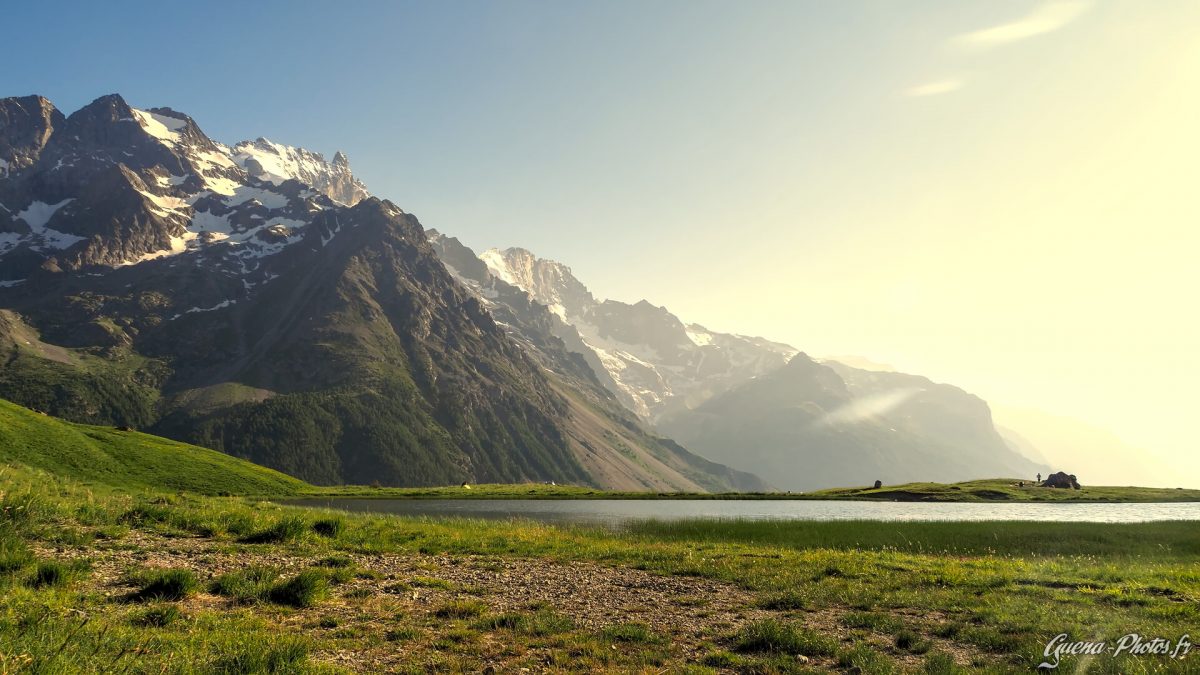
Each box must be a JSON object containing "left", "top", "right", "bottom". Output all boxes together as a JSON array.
[{"left": 2, "top": 2, "right": 1198, "bottom": 673}]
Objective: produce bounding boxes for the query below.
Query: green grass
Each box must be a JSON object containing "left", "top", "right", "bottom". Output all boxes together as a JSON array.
[
  {"left": 1, "top": 460, "right": 1198, "bottom": 672},
  {"left": 306, "top": 478, "right": 1200, "bottom": 501},
  {"left": 131, "top": 604, "right": 182, "bottom": 627},
  {"left": 628, "top": 518, "right": 1200, "bottom": 558},
  {"left": 210, "top": 566, "right": 281, "bottom": 604},
  {"left": 241, "top": 515, "right": 310, "bottom": 543},
  {"left": 432, "top": 599, "right": 488, "bottom": 619},
  {"left": 267, "top": 570, "right": 329, "bottom": 608},
  {"left": 1, "top": 399, "right": 1199, "bottom": 672},
  {"left": 129, "top": 568, "right": 199, "bottom": 602},
  {"left": 0, "top": 398, "right": 306, "bottom": 496},
  {"left": 475, "top": 609, "right": 575, "bottom": 636},
  {"left": 27, "top": 559, "right": 87, "bottom": 588},
  {"left": 807, "top": 478, "right": 1200, "bottom": 502},
  {"left": 734, "top": 618, "right": 838, "bottom": 656}
]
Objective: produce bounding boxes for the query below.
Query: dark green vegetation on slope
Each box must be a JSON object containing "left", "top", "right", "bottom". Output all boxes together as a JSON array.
[{"left": 1, "top": 457, "right": 1198, "bottom": 673}]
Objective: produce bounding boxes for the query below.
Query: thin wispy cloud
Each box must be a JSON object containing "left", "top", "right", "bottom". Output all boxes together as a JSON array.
[
  {"left": 815, "top": 388, "right": 924, "bottom": 428},
  {"left": 952, "top": 1, "right": 1091, "bottom": 49},
  {"left": 905, "top": 78, "right": 964, "bottom": 97}
]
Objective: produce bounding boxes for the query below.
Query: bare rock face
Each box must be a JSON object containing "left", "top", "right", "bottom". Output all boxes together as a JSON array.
[
  {"left": 1042, "top": 471, "right": 1081, "bottom": 489},
  {"left": 0, "top": 95, "right": 64, "bottom": 175}
]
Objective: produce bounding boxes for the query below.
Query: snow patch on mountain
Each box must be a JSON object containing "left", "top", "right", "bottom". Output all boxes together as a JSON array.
[
  {"left": 685, "top": 326, "right": 714, "bottom": 347},
  {"left": 14, "top": 199, "right": 85, "bottom": 252},
  {"left": 226, "top": 185, "right": 289, "bottom": 209},
  {"left": 17, "top": 199, "right": 72, "bottom": 229},
  {"left": 131, "top": 108, "right": 185, "bottom": 144}
]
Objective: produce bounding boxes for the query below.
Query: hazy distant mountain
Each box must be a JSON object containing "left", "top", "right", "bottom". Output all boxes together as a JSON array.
[
  {"left": 658, "top": 353, "right": 1046, "bottom": 491},
  {"left": 991, "top": 405, "right": 1177, "bottom": 487},
  {"left": 425, "top": 241, "right": 1043, "bottom": 491},
  {"left": 0, "top": 93, "right": 763, "bottom": 492},
  {"left": 820, "top": 355, "right": 897, "bottom": 373},
  {"left": 475, "top": 247, "right": 797, "bottom": 420}
]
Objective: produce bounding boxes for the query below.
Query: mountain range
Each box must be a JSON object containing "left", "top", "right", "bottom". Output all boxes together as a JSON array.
[
  {"left": 0, "top": 92, "right": 1044, "bottom": 491},
  {"left": 425, "top": 239, "right": 1046, "bottom": 491},
  {"left": 0, "top": 93, "right": 763, "bottom": 492}
]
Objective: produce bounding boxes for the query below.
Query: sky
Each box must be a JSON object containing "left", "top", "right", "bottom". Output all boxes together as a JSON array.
[{"left": 6, "top": 1, "right": 1199, "bottom": 484}]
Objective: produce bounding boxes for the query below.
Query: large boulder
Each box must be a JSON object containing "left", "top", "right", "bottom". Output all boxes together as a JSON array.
[{"left": 1042, "top": 471, "right": 1081, "bottom": 489}]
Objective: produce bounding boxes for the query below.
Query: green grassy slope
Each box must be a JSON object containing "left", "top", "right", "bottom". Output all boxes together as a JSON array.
[
  {"left": 808, "top": 478, "right": 1200, "bottom": 502},
  {"left": 0, "top": 398, "right": 307, "bottom": 496}
]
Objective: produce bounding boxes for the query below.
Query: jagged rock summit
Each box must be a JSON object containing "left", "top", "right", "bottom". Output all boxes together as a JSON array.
[
  {"left": 231, "top": 137, "right": 369, "bottom": 207},
  {"left": 0, "top": 94, "right": 373, "bottom": 281}
]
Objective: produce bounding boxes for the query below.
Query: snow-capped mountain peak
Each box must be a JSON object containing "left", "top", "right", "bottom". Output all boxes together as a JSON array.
[
  {"left": 231, "top": 137, "right": 368, "bottom": 206},
  {"left": 0, "top": 94, "right": 373, "bottom": 292},
  {"left": 479, "top": 247, "right": 595, "bottom": 320}
]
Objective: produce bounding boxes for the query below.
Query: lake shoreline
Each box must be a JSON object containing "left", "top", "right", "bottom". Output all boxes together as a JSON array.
[
  {"left": 298, "top": 478, "right": 1200, "bottom": 503},
  {"left": 281, "top": 496, "right": 1200, "bottom": 526}
]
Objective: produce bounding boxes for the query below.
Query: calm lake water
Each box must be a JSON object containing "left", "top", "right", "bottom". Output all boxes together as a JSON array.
[{"left": 286, "top": 498, "right": 1200, "bottom": 527}]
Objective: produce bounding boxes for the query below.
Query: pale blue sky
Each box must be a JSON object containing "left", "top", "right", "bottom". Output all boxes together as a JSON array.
[{"left": 6, "top": 1, "right": 1200, "bottom": 482}]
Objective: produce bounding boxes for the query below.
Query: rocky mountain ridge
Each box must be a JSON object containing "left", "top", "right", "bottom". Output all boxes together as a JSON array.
[
  {"left": 476, "top": 247, "right": 798, "bottom": 420},
  {"left": 0, "top": 93, "right": 764, "bottom": 492}
]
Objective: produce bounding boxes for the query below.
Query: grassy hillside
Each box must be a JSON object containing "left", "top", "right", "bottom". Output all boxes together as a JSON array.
[
  {"left": 808, "top": 478, "right": 1200, "bottom": 502},
  {"left": 0, "top": 398, "right": 306, "bottom": 496}
]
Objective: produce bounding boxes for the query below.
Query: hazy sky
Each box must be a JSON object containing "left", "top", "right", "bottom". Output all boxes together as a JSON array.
[{"left": 7, "top": 1, "right": 1199, "bottom": 483}]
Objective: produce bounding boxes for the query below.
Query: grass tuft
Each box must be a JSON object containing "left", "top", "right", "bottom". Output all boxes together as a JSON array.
[
  {"left": 838, "top": 644, "right": 897, "bottom": 674},
  {"left": 267, "top": 570, "right": 328, "bottom": 608},
  {"left": 895, "top": 629, "right": 931, "bottom": 653},
  {"left": 756, "top": 591, "right": 807, "bottom": 611},
  {"left": 734, "top": 619, "right": 837, "bottom": 656},
  {"left": 132, "top": 605, "right": 182, "bottom": 627},
  {"left": 476, "top": 609, "right": 575, "bottom": 636},
  {"left": 210, "top": 566, "right": 280, "bottom": 604},
  {"left": 0, "top": 536, "right": 33, "bottom": 574},
  {"left": 209, "top": 637, "right": 310, "bottom": 674},
  {"left": 241, "top": 516, "right": 309, "bottom": 544},
  {"left": 27, "top": 560, "right": 78, "bottom": 588},
  {"left": 130, "top": 568, "right": 198, "bottom": 602},
  {"left": 311, "top": 518, "right": 344, "bottom": 538}
]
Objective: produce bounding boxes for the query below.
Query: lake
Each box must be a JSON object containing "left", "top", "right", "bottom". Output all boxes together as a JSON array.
[{"left": 286, "top": 498, "right": 1200, "bottom": 527}]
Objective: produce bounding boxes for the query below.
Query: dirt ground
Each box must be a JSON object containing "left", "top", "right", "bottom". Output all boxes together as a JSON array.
[{"left": 37, "top": 532, "right": 975, "bottom": 672}]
